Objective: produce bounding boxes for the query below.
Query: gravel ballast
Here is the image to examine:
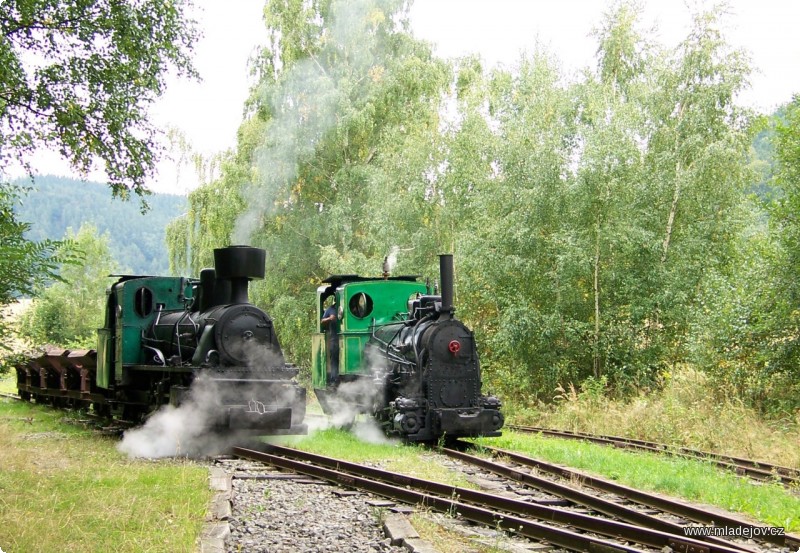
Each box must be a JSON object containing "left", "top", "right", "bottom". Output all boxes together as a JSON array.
[{"left": 214, "top": 459, "right": 413, "bottom": 553}]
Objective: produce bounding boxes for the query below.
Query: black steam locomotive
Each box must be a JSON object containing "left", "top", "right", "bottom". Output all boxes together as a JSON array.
[
  {"left": 312, "top": 254, "right": 503, "bottom": 442},
  {"left": 16, "top": 246, "right": 307, "bottom": 434}
]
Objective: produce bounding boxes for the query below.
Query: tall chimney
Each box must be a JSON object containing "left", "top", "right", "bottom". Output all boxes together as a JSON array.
[
  {"left": 439, "top": 254, "right": 454, "bottom": 314},
  {"left": 213, "top": 246, "right": 266, "bottom": 305}
]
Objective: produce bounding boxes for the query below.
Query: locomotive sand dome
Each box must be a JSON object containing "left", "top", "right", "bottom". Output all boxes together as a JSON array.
[
  {"left": 312, "top": 254, "right": 503, "bottom": 442},
  {"left": 16, "top": 245, "right": 307, "bottom": 434}
]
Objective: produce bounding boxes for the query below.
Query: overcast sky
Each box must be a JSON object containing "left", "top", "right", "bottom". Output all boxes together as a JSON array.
[{"left": 23, "top": 0, "right": 800, "bottom": 194}]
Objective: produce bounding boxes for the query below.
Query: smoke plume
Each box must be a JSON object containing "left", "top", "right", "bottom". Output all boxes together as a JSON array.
[{"left": 233, "top": 0, "right": 393, "bottom": 244}]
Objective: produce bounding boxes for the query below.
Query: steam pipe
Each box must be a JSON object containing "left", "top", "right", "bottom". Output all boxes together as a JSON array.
[{"left": 439, "top": 254, "right": 454, "bottom": 314}]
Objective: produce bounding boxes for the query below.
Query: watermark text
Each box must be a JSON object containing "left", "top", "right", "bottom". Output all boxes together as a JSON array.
[{"left": 683, "top": 525, "right": 785, "bottom": 539}]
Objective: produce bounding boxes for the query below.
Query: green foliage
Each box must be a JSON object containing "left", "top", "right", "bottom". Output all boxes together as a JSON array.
[
  {"left": 0, "top": 0, "right": 194, "bottom": 362},
  {"left": 168, "top": 0, "right": 795, "bottom": 418},
  {"left": 0, "top": 182, "right": 73, "bottom": 355},
  {"left": 684, "top": 95, "right": 800, "bottom": 416},
  {"left": 771, "top": 95, "right": 800, "bottom": 300},
  {"left": 13, "top": 175, "right": 186, "bottom": 275},
  {"left": 17, "top": 224, "right": 118, "bottom": 348},
  {"left": 0, "top": 0, "right": 197, "bottom": 197},
  {"left": 457, "top": 2, "right": 755, "bottom": 403},
  {"left": 0, "top": 183, "right": 62, "bottom": 304}
]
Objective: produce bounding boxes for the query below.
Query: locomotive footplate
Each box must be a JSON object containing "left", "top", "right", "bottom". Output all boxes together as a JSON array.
[
  {"left": 435, "top": 408, "right": 503, "bottom": 437},
  {"left": 187, "top": 375, "right": 308, "bottom": 434},
  {"left": 226, "top": 405, "right": 307, "bottom": 434}
]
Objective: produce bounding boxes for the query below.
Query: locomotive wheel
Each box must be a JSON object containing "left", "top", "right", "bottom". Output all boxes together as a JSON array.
[{"left": 19, "top": 390, "right": 31, "bottom": 401}]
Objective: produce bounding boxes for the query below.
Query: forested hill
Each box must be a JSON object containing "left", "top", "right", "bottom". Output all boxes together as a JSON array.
[{"left": 13, "top": 175, "right": 186, "bottom": 275}]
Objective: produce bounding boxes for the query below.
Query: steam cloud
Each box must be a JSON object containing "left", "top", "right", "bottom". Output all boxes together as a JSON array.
[
  {"left": 118, "top": 343, "right": 299, "bottom": 459},
  {"left": 307, "top": 346, "right": 399, "bottom": 446},
  {"left": 385, "top": 245, "right": 400, "bottom": 273},
  {"left": 118, "top": 374, "right": 241, "bottom": 458},
  {"left": 233, "top": 0, "right": 392, "bottom": 244}
]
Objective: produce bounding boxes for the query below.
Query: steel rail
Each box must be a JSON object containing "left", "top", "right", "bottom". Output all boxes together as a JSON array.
[
  {"left": 441, "top": 445, "right": 757, "bottom": 553},
  {"left": 508, "top": 425, "right": 800, "bottom": 488},
  {"left": 445, "top": 444, "right": 800, "bottom": 551},
  {"left": 233, "top": 444, "right": 751, "bottom": 553}
]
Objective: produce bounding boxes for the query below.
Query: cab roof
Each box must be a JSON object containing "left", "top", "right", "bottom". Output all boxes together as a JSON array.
[{"left": 321, "top": 275, "right": 420, "bottom": 288}]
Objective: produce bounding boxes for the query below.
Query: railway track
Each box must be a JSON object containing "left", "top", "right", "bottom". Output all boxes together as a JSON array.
[
  {"left": 233, "top": 443, "right": 792, "bottom": 553},
  {"left": 507, "top": 425, "right": 800, "bottom": 488},
  {"left": 445, "top": 441, "right": 800, "bottom": 552}
]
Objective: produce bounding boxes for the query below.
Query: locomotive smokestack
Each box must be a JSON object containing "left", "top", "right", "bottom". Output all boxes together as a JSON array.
[
  {"left": 213, "top": 246, "right": 266, "bottom": 305},
  {"left": 439, "top": 254, "right": 454, "bottom": 314}
]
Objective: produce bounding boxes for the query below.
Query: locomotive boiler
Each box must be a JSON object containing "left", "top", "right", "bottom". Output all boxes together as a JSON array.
[
  {"left": 16, "top": 245, "right": 307, "bottom": 434},
  {"left": 312, "top": 254, "right": 503, "bottom": 442}
]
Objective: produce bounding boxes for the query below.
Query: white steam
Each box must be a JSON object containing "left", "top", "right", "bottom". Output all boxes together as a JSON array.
[
  {"left": 309, "top": 346, "right": 399, "bottom": 446},
  {"left": 117, "top": 374, "right": 238, "bottom": 458},
  {"left": 385, "top": 245, "right": 400, "bottom": 273},
  {"left": 351, "top": 418, "right": 395, "bottom": 445},
  {"left": 118, "top": 344, "right": 300, "bottom": 459},
  {"left": 233, "top": 0, "right": 393, "bottom": 244}
]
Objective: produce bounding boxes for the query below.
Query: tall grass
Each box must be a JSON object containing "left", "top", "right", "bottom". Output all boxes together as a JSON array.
[{"left": 507, "top": 367, "right": 800, "bottom": 468}]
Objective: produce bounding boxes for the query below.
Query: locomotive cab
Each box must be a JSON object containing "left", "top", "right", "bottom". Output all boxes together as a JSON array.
[{"left": 312, "top": 275, "right": 427, "bottom": 412}]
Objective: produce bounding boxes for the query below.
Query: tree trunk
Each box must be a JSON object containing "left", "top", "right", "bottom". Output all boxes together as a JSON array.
[
  {"left": 661, "top": 102, "right": 687, "bottom": 265},
  {"left": 593, "top": 223, "right": 601, "bottom": 379},
  {"left": 661, "top": 160, "right": 682, "bottom": 264}
]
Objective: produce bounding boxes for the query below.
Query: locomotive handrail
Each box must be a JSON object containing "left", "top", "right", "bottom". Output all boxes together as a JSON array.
[
  {"left": 153, "top": 303, "right": 164, "bottom": 328},
  {"left": 367, "top": 318, "right": 404, "bottom": 347},
  {"left": 143, "top": 345, "right": 166, "bottom": 366},
  {"left": 384, "top": 349, "right": 415, "bottom": 369}
]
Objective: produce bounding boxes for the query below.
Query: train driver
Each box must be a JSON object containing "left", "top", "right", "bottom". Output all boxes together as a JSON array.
[{"left": 320, "top": 296, "right": 339, "bottom": 386}]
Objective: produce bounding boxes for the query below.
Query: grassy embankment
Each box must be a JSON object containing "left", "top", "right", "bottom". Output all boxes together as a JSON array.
[
  {"left": 0, "top": 376, "right": 211, "bottom": 553},
  {"left": 475, "top": 431, "right": 800, "bottom": 531},
  {"left": 503, "top": 367, "right": 800, "bottom": 469}
]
